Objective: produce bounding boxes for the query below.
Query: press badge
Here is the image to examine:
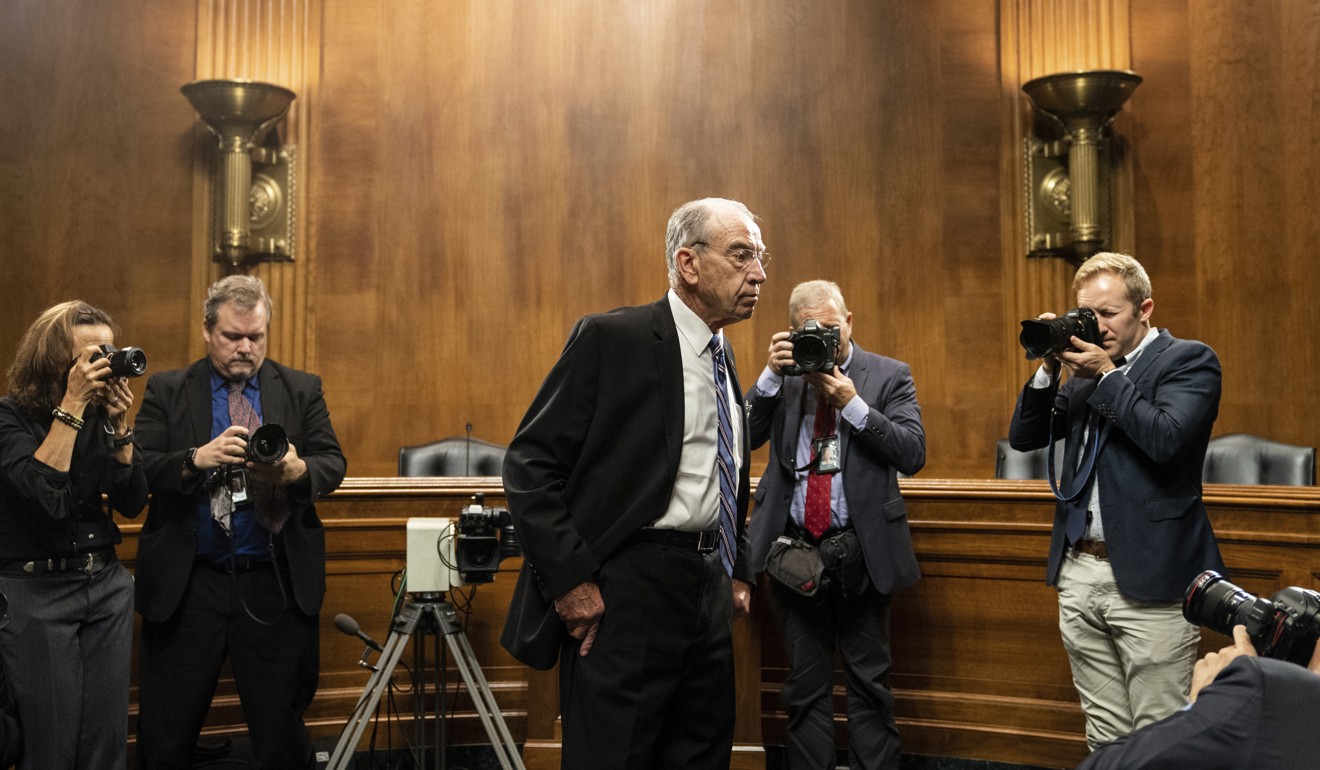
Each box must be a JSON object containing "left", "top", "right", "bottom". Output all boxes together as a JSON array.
[
  {"left": 813, "top": 435, "right": 841, "bottom": 474},
  {"left": 228, "top": 468, "right": 250, "bottom": 504}
]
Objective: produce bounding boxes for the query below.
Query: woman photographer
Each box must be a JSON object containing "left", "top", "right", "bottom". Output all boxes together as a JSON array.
[{"left": 0, "top": 301, "right": 146, "bottom": 769}]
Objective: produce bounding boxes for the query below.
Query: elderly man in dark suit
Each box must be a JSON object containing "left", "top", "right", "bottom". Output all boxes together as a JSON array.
[
  {"left": 1009, "top": 252, "right": 1225, "bottom": 750},
  {"left": 133, "top": 275, "right": 346, "bottom": 769},
  {"left": 500, "top": 198, "right": 765, "bottom": 770},
  {"left": 1077, "top": 626, "right": 1320, "bottom": 769},
  {"left": 746, "top": 280, "right": 925, "bottom": 770}
]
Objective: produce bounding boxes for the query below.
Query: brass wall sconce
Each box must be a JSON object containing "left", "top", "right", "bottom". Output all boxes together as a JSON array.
[
  {"left": 182, "top": 79, "right": 297, "bottom": 267},
  {"left": 1023, "top": 70, "right": 1141, "bottom": 265}
]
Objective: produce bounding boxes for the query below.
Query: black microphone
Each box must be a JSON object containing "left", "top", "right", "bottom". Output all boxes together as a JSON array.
[
  {"left": 334, "top": 613, "right": 382, "bottom": 652},
  {"left": 465, "top": 422, "right": 473, "bottom": 476}
]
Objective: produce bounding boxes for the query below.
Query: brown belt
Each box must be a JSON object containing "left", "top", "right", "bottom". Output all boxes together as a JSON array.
[{"left": 1073, "top": 539, "right": 1109, "bottom": 560}]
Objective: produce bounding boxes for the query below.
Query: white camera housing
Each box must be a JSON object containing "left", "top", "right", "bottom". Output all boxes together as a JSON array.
[{"left": 405, "top": 518, "right": 462, "bottom": 594}]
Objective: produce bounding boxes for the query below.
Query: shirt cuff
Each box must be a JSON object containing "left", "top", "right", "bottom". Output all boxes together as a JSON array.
[
  {"left": 1029, "top": 365, "right": 1053, "bottom": 389},
  {"left": 755, "top": 366, "right": 782, "bottom": 397},
  {"left": 841, "top": 395, "right": 868, "bottom": 430}
]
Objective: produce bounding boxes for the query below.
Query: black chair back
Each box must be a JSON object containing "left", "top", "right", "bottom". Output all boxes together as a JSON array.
[
  {"left": 1202, "top": 433, "right": 1315, "bottom": 486},
  {"left": 397, "top": 437, "right": 508, "bottom": 477}
]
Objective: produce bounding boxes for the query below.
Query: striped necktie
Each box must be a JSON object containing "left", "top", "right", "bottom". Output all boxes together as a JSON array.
[{"left": 708, "top": 335, "right": 737, "bottom": 576}]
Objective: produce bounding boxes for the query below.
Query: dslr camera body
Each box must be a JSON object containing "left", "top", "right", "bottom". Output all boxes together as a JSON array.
[
  {"left": 783, "top": 320, "right": 840, "bottom": 376},
  {"left": 1184, "top": 570, "right": 1320, "bottom": 666},
  {"left": 1018, "top": 307, "right": 1101, "bottom": 361},
  {"left": 90, "top": 344, "right": 148, "bottom": 378}
]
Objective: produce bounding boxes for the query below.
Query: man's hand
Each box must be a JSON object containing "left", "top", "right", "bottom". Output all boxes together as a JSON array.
[
  {"left": 195, "top": 425, "right": 252, "bottom": 470},
  {"left": 246, "top": 441, "right": 309, "bottom": 487},
  {"left": 1190, "top": 624, "right": 1257, "bottom": 702},
  {"left": 1056, "top": 337, "right": 1117, "bottom": 381},
  {"left": 766, "top": 331, "right": 794, "bottom": 375},
  {"left": 804, "top": 366, "right": 857, "bottom": 409},
  {"left": 731, "top": 578, "right": 752, "bottom": 618},
  {"left": 555, "top": 581, "right": 605, "bottom": 657}
]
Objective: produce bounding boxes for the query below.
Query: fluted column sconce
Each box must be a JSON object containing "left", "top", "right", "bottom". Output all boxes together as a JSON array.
[
  {"left": 1022, "top": 70, "right": 1141, "bottom": 266},
  {"left": 182, "top": 79, "right": 297, "bottom": 268}
]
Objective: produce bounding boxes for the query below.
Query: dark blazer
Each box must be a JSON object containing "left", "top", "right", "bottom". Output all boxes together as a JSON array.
[
  {"left": 746, "top": 343, "right": 925, "bottom": 595},
  {"left": 133, "top": 358, "right": 346, "bottom": 622},
  {"left": 1009, "top": 329, "right": 1225, "bottom": 602},
  {"left": 500, "top": 297, "right": 753, "bottom": 669},
  {"left": 1076, "top": 656, "right": 1320, "bottom": 769}
]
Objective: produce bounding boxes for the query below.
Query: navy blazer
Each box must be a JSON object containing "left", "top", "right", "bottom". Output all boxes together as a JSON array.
[
  {"left": 745, "top": 343, "right": 925, "bottom": 595},
  {"left": 1076, "top": 656, "right": 1320, "bottom": 769},
  {"left": 1009, "top": 330, "right": 1225, "bottom": 602},
  {"left": 133, "top": 358, "right": 346, "bottom": 621},
  {"left": 500, "top": 297, "right": 753, "bottom": 668}
]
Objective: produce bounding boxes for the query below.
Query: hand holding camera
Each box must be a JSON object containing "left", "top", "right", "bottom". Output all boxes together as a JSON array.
[{"left": 1019, "top": 307, "right": 1114, "bottom": 379}]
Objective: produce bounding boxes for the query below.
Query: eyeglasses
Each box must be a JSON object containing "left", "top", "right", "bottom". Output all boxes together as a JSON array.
[{"left": 689, "top": 241, "right": 771, "bottom": 272}]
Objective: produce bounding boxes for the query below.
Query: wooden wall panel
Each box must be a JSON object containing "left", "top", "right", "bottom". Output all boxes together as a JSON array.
[{"left": 310, "top": 0, "right": 1008, "bottom": 479}]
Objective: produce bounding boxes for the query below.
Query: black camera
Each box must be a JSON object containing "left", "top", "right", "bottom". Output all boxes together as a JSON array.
[
  {"left": 1183, "top": 570, "right": 1320, "bottom": 665},
  {"left": 455, "top": 493, "right": 521, "bottom": 584},
  {"left": 90, "top": 344, "right": 147, "bottom": 378},
  {"left": 783, "top": 320, "right": 840, "bottom": 376},
  {"left": 246, "top": 424, "right": 289, "bottom": 464},
  {"left": 1018, "top": 307, "right": 1102, "bottom": 361}
]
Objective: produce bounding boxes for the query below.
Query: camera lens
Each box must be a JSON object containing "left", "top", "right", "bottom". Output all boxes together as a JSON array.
[
  {"left": 110, "top": 347, "right": 148, "bottom": 378},
  {"left": 247, "top": 424, "right": 289, "bottom": 464},
  {"left": 1183, "top": 570, "right": 1273, "bottom": 639}
]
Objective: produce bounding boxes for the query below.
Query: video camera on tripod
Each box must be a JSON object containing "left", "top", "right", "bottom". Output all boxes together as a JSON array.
[{"left": 404, "top": 494, "right": 521, "bottom": 595}]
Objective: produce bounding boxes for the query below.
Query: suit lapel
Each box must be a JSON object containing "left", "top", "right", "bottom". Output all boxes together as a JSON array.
[
  {"left": 651, "top": 299, "right": 685, "bottom": 473},
  {"left": 257, "top": 362, "right": 287, "bottom": 426},
  {"left": 779, "top": 377, "right": 804, "bottom": 470},
  {"left": 186, "top": 360, "right": 212, "bottom": 446},
  {"left": 1123, "top": 329, "right": 1172, "bottom": 386}
]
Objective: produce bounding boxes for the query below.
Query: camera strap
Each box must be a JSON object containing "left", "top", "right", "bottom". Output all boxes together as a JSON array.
[{"left": 1045, "top": 371, "right": 1105, "bottom": 504}]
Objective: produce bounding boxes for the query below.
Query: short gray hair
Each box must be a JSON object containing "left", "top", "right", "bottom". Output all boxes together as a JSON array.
[
  {"left": 204, "top": 275, "right": 273, "bottom": 329},
  {"left": 788, "top": 280, "right": 848, "bottom": 327},
  {"left": 664, "top": 198, "right": 754, "bottom": 283}
]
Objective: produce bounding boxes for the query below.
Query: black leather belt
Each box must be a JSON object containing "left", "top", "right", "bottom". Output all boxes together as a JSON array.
[
  {"left": 9, "top": 549, "right": 116, "bottom": 575},
  {"left": 196, "top": 558, "right": 273, "bottom": 575},
  {"left": 1073, "top": 539, "right": 1109, "bottom": 560},
  {"left": 630, "top": 528, "right": 719, "bottom": 554}
]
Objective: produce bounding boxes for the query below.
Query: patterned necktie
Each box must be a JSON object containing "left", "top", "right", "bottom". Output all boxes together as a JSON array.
[
  {"left": 803, "top": 392, "right": 835, "bottom": 538},
  {"left": 708, "top": 335, "right": 737, "bottom": 576},
  {"left": 211, "top": 380, "right": 290, "bottom": 535}
]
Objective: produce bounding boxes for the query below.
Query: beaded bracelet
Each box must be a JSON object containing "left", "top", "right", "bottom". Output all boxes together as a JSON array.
[
  {"left": 112, "top": 427, "right": 135, "bottom": 448},
  {"left": 51, "top": 406, "right": 85, "bottom": 431}
]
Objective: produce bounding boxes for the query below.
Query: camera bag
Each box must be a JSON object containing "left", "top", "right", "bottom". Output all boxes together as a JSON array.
[{"left": 764, "top": 536, "right": 826, "bottom": 597}]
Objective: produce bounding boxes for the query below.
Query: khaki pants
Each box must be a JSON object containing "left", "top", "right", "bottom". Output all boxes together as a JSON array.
[{"left": 1056, "top": 549, "right": 1200, "bottom": 749}]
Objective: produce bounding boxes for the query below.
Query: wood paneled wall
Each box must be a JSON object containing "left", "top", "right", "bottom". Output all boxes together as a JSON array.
[{"left": 2, "top": 1, "right": 1318, "bottom": 474}]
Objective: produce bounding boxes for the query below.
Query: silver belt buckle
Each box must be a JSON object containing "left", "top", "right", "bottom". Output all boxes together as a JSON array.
[
  {"left": 698, "top": 530, "right": 717, "bottom": 553},
  {"left": 81, "top": 553, "right": 96, "bottom": 574}
]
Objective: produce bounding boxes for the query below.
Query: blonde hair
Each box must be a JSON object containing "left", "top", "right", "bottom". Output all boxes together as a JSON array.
[
  {"left": 1073, "top": 252, "right": 1152, "bottom": 306},
  {"left": 788, "top": 280, "right": 848, "bottom": 327}
]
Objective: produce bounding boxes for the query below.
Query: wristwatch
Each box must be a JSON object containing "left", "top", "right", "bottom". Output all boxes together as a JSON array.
[{"left": 183, "top": 447, "right": 199, "bottom": 474}]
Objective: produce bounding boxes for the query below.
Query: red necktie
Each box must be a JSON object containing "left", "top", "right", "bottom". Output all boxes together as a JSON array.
[{"left": 803, "top": 393, "right": 835, "bottom": 538}]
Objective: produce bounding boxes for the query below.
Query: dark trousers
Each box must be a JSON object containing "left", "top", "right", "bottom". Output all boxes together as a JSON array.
[
  {"left": 136, "top": 562, "right": 318, "bottom": 770},
  {"left": 559, "top": 541, "right": 735, "bottom": 770},
  {"left": 0, "top": 561, "right": 134, "bottom": 770},
  {"left": 774, "top": 575, "right": 899, "bottom": 770}
]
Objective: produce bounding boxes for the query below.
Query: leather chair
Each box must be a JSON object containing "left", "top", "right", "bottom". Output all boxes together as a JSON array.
[
  {"left": 397, "top": 437, "right": 508, "bottom": 476},
  {"left": 995, "top": 438, "right": 1066, "bottom": 480},
  {"left": 1202, "top": 433, "right": 1315, "bottom": 486}
]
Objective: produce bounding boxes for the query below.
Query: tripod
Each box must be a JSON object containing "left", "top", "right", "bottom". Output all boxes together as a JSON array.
[{"left": 327, "top": 595, "right": 526, "bottom": 770}]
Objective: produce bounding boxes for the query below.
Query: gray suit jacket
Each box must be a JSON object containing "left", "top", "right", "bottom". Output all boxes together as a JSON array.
[{"left": 746, "top": 342, "right": 925, "bottom": 595}]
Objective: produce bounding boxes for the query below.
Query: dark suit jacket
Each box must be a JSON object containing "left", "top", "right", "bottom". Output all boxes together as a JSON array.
[
  {"left": 1076, "top": 656, "right": 1320, "bottom": 769},
  {"left": 1009, "top": 329, "right": 1225, "bottom": 602},
  {"left": 133, "top": 358, "right": 346, "bottom": 622},
  {"left": 500, "top": 297, "right": 753, "bottom": 669},
  {"left": 746, "top": 343, "right": 925, "bottom": 595}
]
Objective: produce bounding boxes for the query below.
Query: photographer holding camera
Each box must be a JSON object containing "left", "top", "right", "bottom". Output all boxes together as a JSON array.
[
  {"left": 746, "top": 280, "right": 926, "bottom": 770},
  {"left": 133, "top": 275, "right": 346, "bottom": 769},
  {"left": 0, "top": 301, "right": 147, "bottom": 769},
  {"left": 1076, "top": 625, "right": 1320, "bottom": 768},
  {"left": 1008, "top": 252, "right": 1225, "bottom": 750}
]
